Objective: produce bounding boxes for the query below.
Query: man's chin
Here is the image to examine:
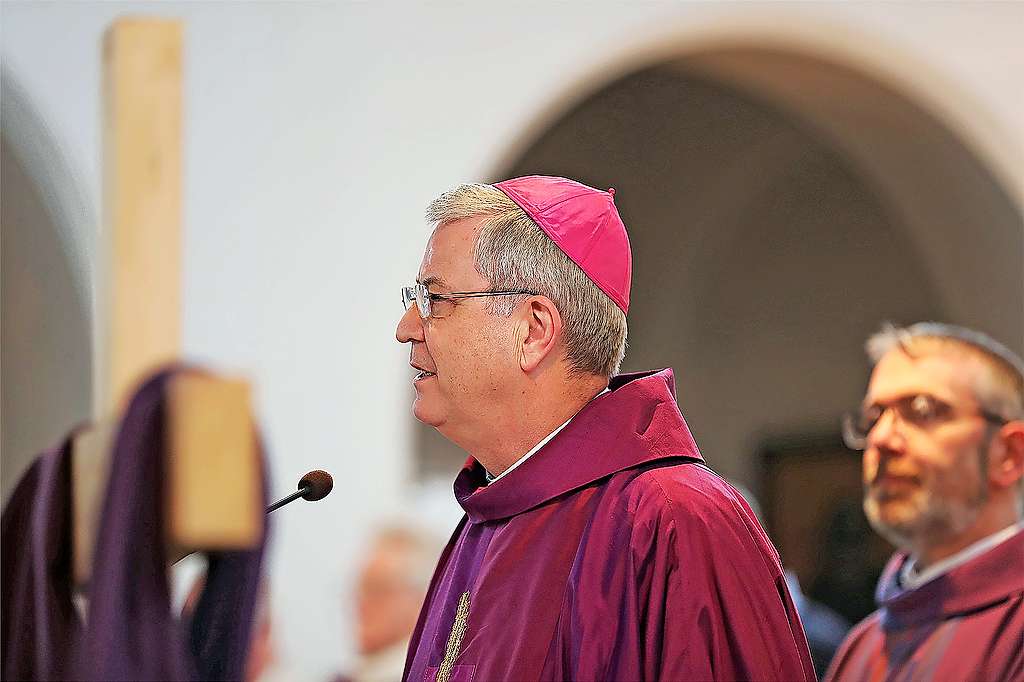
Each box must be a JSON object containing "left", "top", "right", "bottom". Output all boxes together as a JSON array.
[
  {"left": 865, "top": 495, "right": 923, "bottom": 546},
  {"left": 412, "top": 396, "right": 444, "bottom": 428}
]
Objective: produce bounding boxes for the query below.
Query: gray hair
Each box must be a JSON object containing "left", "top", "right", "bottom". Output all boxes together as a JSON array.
[
  {"left": 866, "top": 322, "right": 1024, "bottom": 421},
  {"left": 426, "top": 183, "right": 627, "bottom": 377}
]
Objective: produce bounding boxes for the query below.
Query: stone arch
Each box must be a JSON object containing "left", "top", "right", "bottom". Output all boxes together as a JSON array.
[
  {"left": 1, "top": 67, "right": 94, "bottom": 503},
  {"left": 413, "top": 19, "right": 1022, "bottom": 499}
]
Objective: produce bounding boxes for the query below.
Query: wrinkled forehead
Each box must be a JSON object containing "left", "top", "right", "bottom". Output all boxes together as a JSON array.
[
  {"left": 417, "top": 217, "right": 488, "bottom": 288},
  {"left": 865, "top": 348, "right": 982, "bottom": 406}
]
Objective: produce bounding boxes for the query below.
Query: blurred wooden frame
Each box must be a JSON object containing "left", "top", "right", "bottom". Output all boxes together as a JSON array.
[
  {"left": 760, "top": 433, "right": 891, "bottom": 614},
  {"left": 71, "top": 18, "right": 261, "bottom": 587}
]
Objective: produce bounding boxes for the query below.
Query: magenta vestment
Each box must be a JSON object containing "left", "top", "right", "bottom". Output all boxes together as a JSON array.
[
  {"left": 825, "top": 530, "right": 1024, "bottom": 682},
  {"left": 404, "top": 369, "right": 815, "bottom": 682}
]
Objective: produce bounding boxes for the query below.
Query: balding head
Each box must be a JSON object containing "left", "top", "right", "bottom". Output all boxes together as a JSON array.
[{"left": 355, "top": 525, "right": 441, "bottom": 655}]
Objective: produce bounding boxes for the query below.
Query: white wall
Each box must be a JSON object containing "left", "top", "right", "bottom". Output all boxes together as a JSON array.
[{"left": 2, "top": 2, "right": 1021, "bottom": 679}]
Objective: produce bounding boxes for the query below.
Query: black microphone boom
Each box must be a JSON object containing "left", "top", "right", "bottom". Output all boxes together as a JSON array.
[
  {"left": 266, "top": 469, "right": 334, "bottom": 514},
  {"left": 265, "top": 489, "right": 305, "bottom": 514}
]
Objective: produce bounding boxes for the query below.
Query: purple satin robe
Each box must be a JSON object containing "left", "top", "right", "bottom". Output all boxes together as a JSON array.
[
  {"left": 1, "top": 437, "right": 80, "bottom": 681},
  {"left": 404, "top": 369, "right": 815, "bottom": 682},
  {"left": 1, "top": 367, "right": 268, "bottom": 681},
  {"left": 825, "top": 529, "right": 1024, "bottom": 682},
  {"left": 75, "top": 367, "right": 269, "bottom": 681}
]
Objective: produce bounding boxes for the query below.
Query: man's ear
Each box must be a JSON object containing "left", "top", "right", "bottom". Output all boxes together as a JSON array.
[
  {"left": 519, "top": 296, "right": 563, "bottom": 373},
  {"left": 990, "top": 421, "right": 1024, "bottom": 489}
]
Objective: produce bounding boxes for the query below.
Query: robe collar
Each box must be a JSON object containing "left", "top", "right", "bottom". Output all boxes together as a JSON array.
[
  {"left": 875, "top": 528, "right": 1024, "bottom": 629},
  {"left": 453, "top": 368, "right": 704, "bottom": 523}
]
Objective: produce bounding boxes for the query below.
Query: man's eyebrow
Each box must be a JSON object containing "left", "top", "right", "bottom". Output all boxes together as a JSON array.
[
  {"left": 863, "top": 389, "right": 955, "bottom": 410},
  {"left": 417, "top": 275, "right": 448, "bottom": 289}
]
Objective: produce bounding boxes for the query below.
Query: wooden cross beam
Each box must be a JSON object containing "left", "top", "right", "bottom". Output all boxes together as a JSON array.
[{"left": 70, "top": 18, "right": 262, "bottom": 587}]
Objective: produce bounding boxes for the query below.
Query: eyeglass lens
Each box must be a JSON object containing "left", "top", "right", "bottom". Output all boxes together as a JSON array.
[
  {"left": 401, "top": 285, "right": 431, "bottom": 318},
  {"left": 843, "top": 394, "right": 958, "bottom": 450}
]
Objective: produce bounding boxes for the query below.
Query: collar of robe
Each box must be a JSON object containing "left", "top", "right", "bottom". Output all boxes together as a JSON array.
[
  {"left": 453, "top": 368, "right": 705, "bottom": 523},
  {"left": 875, "top": 530, "right": 1024, "bottom": 629}
]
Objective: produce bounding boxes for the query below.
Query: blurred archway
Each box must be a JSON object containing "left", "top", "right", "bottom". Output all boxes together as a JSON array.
[
  {"left": 1, "top": 69, "right": 93, "bottom": 504},
  {"left": 413, "top": 40, "right": 1023, "bottom": 624}
]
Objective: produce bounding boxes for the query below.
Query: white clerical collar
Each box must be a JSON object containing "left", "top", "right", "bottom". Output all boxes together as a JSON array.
[
  {"left": 900, "top": 519, "right": 1024, "bottom": 591},
  {"left": 486, "top": 388, "right": 610, "bottom": 484}
]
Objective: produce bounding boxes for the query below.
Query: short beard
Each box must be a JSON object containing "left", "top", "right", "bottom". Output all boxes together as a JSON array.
[{"left": 864, "top": 447, "right": 989, "bottom": 551}]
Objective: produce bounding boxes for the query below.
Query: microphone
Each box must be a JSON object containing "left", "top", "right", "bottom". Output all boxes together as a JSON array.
[{"left": 266, "top": 470, "right": 334, "bottom": 514}]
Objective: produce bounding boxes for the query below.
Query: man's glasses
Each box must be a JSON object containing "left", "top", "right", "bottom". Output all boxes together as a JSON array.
[
  {"left": 401, "top": 283, "right": 535, "bottom": 319},
  {"left": 841, "top": 393, "right": 1007, "bottom": 450}
]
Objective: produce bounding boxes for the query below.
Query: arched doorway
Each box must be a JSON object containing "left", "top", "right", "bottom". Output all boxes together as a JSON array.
[{"left": 1, "top": 69, "right": 94, "bottom": 505}]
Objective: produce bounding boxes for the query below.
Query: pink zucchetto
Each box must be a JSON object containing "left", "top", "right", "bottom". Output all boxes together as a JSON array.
[{"left": 493, "top": 175, "right": 632, "bottom": 315}]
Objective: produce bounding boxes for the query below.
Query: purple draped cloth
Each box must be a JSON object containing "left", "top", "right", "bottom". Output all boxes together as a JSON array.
[
  {"left": 2, "top": 437, "right": 80, "bottom": 681},
  {"left": 825, "top": 529, "right": 1024, "bottom": 682},
  {"left": 404, "top": 369, "right": 815, "bottom": 682},
  {"left": 2, "top": 367, "right": 269, "bottom": 681}
]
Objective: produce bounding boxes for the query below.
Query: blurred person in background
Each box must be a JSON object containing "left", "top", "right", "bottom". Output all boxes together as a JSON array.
[
  {"left": 395, "top": 176, "right": 814, "bottom": 681},
  {"left": 335, "top": 525, "right": 438, "bottom": 682},
  {"left": 827, "top": 323, "right": 1024, "bottom": 681}
]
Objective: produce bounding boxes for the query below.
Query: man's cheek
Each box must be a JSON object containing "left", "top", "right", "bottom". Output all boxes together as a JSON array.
[{"left": 863, "top": 451, "right": 879, "bottom": 485}]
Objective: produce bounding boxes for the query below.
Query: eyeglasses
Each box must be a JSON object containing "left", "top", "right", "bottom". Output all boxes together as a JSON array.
[
  {"left": 400, "top": 283, "right": 535, "bottom": 319},
  {"left": 841, "top": 393, "right": 1007, "bottom": 450}
]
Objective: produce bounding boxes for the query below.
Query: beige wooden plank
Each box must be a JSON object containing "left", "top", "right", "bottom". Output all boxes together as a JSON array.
[
  {"left": 165, "top": 374, "right": 262, "bottom": 551},
  {"left": 73, "top": 19, "right": 260, "bottom": 587},
  {"left": 71, "top": 419, "right": 118, "bottom": 587},
  {"left": 74, "top": 18, "right": 184, "bottom": 587},
  {"left": 101, "top": 17, "right": 182, "bottom": 415}
]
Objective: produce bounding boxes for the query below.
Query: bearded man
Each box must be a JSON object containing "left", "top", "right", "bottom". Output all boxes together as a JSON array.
[
  {"left": 827, "top": 322, "right": 1024, "bottom": 681},
  {"left": 395, "top": 176, "right": 814, "bottom": 681}
]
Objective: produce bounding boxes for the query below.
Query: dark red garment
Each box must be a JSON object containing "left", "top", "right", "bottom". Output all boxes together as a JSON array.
[
  {"left": 825, "top": 530, "right": 1024, "bottom": 682},
  {"left": 1, "top": 438, "right": 80, "bottom": 681},
  {"left": 404, "top": 369, "right": 815, "bottom": 682}
]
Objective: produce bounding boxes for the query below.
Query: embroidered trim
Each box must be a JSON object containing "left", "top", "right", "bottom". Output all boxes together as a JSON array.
[{"left": 436, "top": 590, "right": 470, "bottom": 682}]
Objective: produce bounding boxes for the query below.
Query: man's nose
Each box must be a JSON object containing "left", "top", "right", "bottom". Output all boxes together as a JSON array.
[
  {"left": 867, "top": 408, "right": 905, "bottom": 454},
  {"left": 396, "top": 305, "right": 425, "bottom": 344}
]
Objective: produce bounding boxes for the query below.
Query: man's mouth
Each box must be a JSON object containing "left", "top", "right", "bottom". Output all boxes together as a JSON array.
[
  {"left": 870, "top": 473, "right": 920, "bottom": 495},
  {"left": 414, "top": 369, "right": 436, "bottom": 381}
]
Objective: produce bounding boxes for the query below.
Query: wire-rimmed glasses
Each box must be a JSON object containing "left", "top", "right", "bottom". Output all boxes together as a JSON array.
[
  {"left": 841, "top": 393, "right": 1007, "bottom": 450},
  {"left": 401, "top": 283, "right": 535, "bottom": 319}
]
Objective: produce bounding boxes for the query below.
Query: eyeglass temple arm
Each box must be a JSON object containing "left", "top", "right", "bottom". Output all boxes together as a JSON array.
[{"left": 440, "top": 290, "right": 535, "bottom": 299}]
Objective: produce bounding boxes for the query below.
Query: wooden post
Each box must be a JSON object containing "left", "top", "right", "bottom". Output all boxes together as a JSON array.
[
  {"left": 72, "top": 18, "right": 261, "bottom": 587},
  {"left": 101, "top": 17, "right": 183, "bottom": 415}
]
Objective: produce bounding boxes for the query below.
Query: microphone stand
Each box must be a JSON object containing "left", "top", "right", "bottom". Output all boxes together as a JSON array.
[
  {"left": 266, "top": 485, "right": 311, "bottom": 514},
  {"left": 171, "top": 484, "right": 312, "bottom": 565}
]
